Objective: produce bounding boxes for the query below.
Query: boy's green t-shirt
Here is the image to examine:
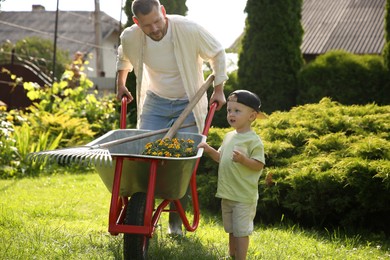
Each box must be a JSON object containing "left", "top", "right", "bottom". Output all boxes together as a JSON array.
[{"left": 216, "top": 130, "right": 265, "bottom": 204}]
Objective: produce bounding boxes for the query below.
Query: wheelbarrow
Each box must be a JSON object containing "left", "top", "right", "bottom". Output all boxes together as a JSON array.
[{"left": 89, "top": 96, "right": 218, "bottom": 259}]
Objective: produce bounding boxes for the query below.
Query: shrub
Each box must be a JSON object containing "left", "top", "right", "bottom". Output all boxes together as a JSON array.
[
  {"left": 0, "top": 108, "right": 63, "bottom": 178},
  {"left": 26, "top": 106, "right": 95, "bottom": 147},
  {"left": 298, "top": 50, "right": 390, "bottom": 106},
  {"left": 198, "top": 98, "right": 390, "bottom": 233},
  {"left": 0, "top": 68, "right": 120, "bottom": 178},
  {"left": 0, "top": 108, "right": 19, "bottom": 178}
]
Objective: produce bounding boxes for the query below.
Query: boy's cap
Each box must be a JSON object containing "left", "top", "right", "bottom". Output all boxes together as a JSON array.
[{"left": 228, "top": 90, "right": 261, "bottom": 112}]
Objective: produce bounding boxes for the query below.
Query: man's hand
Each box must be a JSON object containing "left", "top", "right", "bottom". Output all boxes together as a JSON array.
[
  {"left": 209, "top": 83, "right": 226, "bottom": 110},
  {"left": 116, "top": 70, "right": 133, "bottom": 104},
  {"left": 117, "top": 85, "right": 134, "bottom": 104}
]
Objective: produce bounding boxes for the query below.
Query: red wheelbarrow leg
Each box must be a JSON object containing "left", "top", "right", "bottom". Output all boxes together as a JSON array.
[
  {"left": 108, "top": 156, "right": 125, "bottom": 235},
  {"left": 107, "top": 96, "right": 128, "bottom": 236},
  {"left": 173, "top": 167, "right": 200, "bottom": 232},
  {"left": 108, "top": 158, "right": 159, "bottom": 236},
  {"left": 143, "top": 159, "right": 158, "bottom": 235},
  {"left": 174, "top": 198, "right": 199, "bottom": 232},
  {"left": 151, "top": 199, "right": 170, "bottom": 228}
]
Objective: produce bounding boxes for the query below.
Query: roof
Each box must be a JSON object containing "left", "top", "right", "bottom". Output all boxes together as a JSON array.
[
  {"left": 227, "top": 0, "right": 386, "bottom": 56},
  {"left": 0, "top": 9, "right": 120, "bottom": 56},
  {"left": 301, "top": 0, "right": 386, "bottom": 55}
]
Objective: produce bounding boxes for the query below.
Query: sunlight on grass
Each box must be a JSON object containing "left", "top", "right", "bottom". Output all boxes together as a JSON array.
[{"left": 1, "top": 173, "right": 389, "bottom": 259}]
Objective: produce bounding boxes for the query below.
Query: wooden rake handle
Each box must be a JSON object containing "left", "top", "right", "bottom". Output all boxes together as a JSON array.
[
  {"left": 93, "top": 122, "right": 196, "bottom": 149},
  {"left": 164, "top": 74, "right": 215, "bottom": 139}
]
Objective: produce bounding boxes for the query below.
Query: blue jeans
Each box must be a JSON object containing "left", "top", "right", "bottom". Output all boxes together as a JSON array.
[
  {"left": 140, "top": 90, "right": 198, "bottom": 133},
  {"left": 140, "top": 90, "right": 197, "bottom": 233}
]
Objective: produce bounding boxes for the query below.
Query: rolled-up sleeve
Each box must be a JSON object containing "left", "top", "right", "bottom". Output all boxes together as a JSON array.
[
  {"left": 116, "top": 45, "right": 133, "bottom": 71},
  {"left": 210, "top": 50, "right": 228, "bottom": 86},
  {"left": 197, "top": 27, "right": 228, "bottom": 86}
]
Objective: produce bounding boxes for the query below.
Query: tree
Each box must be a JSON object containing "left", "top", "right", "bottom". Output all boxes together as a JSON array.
[{"left": 237, "top": 0, "right": 304, "bottom": 113}]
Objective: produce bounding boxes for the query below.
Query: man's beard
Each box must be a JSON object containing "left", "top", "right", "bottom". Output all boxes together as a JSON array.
[{"left": 148, "top": 30, "right": 164, "bottom": 41}]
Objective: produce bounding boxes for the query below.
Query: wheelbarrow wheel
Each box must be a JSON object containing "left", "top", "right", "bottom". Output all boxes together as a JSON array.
[{"left": 123, "top": 192, "right": 150, "bottom": 260}]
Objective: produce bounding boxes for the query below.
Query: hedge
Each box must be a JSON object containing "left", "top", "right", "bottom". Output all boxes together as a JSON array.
[
  {"left": 298, "top": 50, "right": 390, "bottom": 106},
  {"left": 197, "top": 98, "right": 390, "bottom": 233}
]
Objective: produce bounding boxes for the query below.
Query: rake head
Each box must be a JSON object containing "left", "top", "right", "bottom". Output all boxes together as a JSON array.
[{"left": 27, "top": 146, "right": 113, "bottom": 166}]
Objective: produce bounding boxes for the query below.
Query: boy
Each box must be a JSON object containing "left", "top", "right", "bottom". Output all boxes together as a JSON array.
[{"left": 198, "top": 90, "right": 265, "bottom": 259}]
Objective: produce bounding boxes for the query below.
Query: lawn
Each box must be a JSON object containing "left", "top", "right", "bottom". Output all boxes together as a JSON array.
[{"left": 0, "top": 173, "right": 389, "bottom": 259}]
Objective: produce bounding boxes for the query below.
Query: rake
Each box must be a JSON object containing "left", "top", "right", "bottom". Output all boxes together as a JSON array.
[
  {"left": 28, "top": 74, "right": 215, "bottom": 166},
  {"left": 27, "top": 122, "right": 196, "bottom": 166}
]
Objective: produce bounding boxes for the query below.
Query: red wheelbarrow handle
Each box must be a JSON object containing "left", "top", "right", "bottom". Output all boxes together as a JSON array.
[
  {"left": 182, "top": 101, "right": 218, "bottom": 232},
  {"left": 120, "top": 95, "right": 128, "bottom": 129}
]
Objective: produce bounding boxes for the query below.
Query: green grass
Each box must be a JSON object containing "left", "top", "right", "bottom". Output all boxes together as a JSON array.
[{"left": 1, "top": 173, "right": 389, "bottom": 259}]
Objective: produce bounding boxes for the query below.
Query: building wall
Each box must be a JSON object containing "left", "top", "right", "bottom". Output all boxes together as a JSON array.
[
  {"left": 85, "top": 31, "right": 119, "bottom": 79},
  {"left": 84, "top": 31, "right": 118, "bottom": 94}
]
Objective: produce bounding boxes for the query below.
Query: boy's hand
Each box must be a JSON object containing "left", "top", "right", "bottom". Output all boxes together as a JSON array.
[
  {"left": 198, "top": 142, "right": 220, "bottom": 163},
  {"left": 232, "top": 150, "right": 246, "bottom": 163},
  {"left": 232, "top": 149, "right": 265, "bottom": 171},
  {"left": 197, "top": 142, "right": 211, "bottom": 153}
]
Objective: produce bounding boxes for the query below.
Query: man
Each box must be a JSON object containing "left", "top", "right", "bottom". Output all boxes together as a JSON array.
[{"left": 116, "top": 0, "right": 228, "bottom": 235}]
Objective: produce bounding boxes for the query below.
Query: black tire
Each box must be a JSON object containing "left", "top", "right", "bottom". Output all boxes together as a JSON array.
[{"left": 123, "top": 192, "right": 150, "bottom": 260}]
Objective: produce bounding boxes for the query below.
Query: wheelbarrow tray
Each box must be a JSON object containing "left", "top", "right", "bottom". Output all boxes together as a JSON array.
[{"left": 88, "top": 129, "right": 206, "bottom": 200}]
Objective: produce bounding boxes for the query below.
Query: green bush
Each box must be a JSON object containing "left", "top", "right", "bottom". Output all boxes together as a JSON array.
[
  {"left": 198, "top": 98, "right": 390, "bottom": 233},
  {"left": 0, "top": 109, "right": 19, "bottom": 178},
  {"left": 24, "top": 76, "right": 119, "bottom": 138},
  {"left": 0, "top": 67, "right": 120, "bottom": 178},
  {"left": 0, "top": 108, "right": 64, "bottom": 178},
  {"left": 298, "top": 50, "right": 390, "bottom": 106}
]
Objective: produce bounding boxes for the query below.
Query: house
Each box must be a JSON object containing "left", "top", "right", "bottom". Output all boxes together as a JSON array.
[
  {"left": 301, "top": 0, "right": 385, "bottom": 61},
  {"left": 0, "top": 4, "right": 121, "bottom": 92},
  {"left": 228, "top": 0, "right": 386, "bottom": 62}
]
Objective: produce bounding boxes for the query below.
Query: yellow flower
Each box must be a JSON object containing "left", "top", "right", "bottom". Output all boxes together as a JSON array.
[
  {"left": 6, "top": 115, "right": 14, "bottom": 122},
  {"left": 142, "top": 137, "right": 197, "bottom": 157}
]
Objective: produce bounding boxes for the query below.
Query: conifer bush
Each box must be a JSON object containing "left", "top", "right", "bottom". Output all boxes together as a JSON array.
[{"left": 198, "top": 98, "right": 390, "bottom": 233}]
